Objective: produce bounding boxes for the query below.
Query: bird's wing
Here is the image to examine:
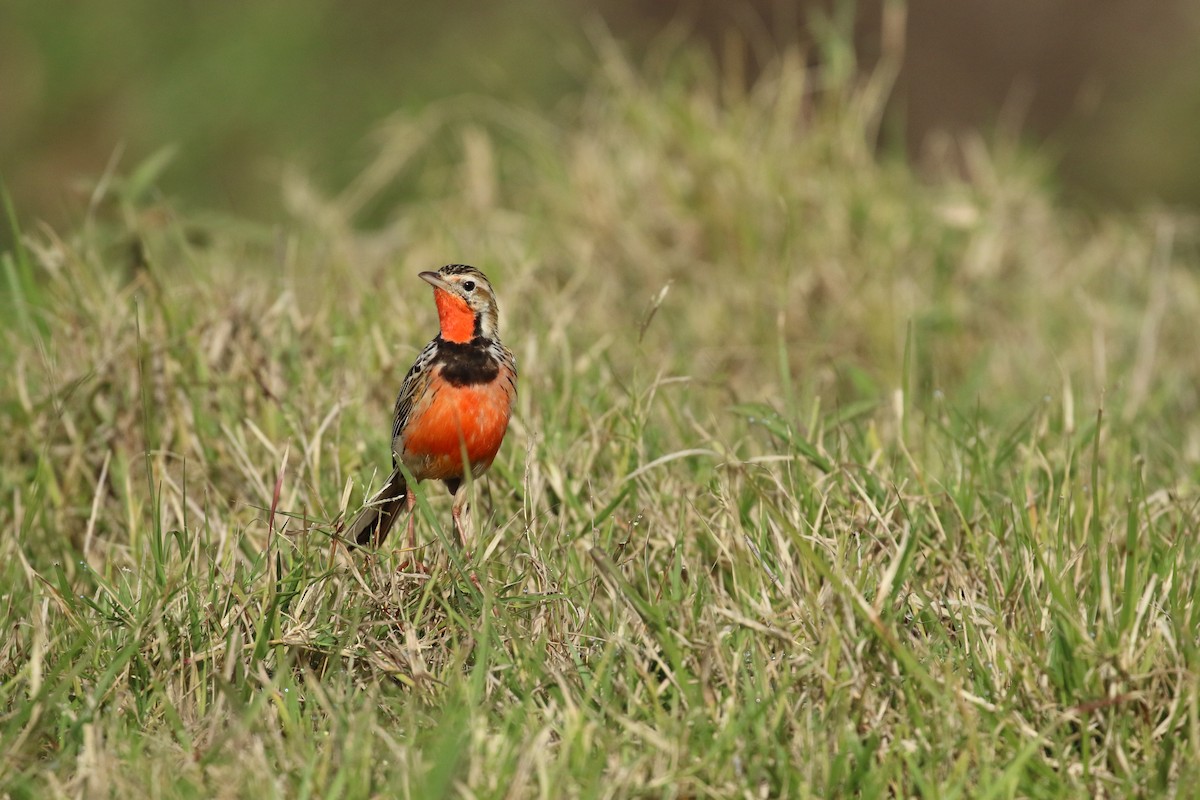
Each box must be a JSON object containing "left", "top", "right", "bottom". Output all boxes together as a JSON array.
[{"left": 391, "top": 338, "right": 439, "bottom": 460}]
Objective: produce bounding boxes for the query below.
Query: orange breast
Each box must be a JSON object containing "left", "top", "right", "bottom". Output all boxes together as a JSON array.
[{"left": 398, "top": 375, "right": 514, "bottom": 482}]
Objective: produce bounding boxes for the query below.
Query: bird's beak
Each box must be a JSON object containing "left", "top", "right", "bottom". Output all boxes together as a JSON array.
[{"left": 419, "top": 271, "right": 454, "bottom": 292}]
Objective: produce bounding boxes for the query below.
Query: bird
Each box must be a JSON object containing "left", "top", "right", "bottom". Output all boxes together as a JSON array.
[{"left": 343, "top": 264, "right": 517, "bottom": 570}]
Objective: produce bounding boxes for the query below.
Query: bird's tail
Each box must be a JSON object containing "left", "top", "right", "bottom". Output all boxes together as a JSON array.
[{"left": 343, "top": 469, "right": 407, "bottom": 547}]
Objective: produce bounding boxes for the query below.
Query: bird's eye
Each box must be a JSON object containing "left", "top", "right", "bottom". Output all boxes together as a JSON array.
[{"left": 462, "top": 280, "right": 476, "bottom": 292}]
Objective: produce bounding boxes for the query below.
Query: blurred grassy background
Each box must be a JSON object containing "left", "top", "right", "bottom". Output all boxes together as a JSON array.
[
  {"left": 0, "top": 0, "right": 586, "bottom": 233},
  {"left": 3, "top": 0, "right": 1200, "bottom": 244}
]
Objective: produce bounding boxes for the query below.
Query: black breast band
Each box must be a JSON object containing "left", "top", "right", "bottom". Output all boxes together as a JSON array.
[{"left": 437, "top": 337, "right": 502, "bottom": 386}]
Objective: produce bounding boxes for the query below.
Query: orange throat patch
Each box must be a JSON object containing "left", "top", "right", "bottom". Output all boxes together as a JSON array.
[{"left": 434, "top": 289, "right": 476, "bottom": 343}]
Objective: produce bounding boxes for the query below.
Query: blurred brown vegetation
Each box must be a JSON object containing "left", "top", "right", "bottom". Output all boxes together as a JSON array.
[
  {"left": 2, "top": 0, "right": 1199, "bottom": 241},
  {"left": 607, "top": 0, "right": 1200, "bottom": 204}
]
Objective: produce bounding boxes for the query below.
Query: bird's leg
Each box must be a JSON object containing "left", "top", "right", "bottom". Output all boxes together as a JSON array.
[
  {"left": 451, "top": 484, "right": 481, "bottom": 590},
  {"left": 402, "top": 489, "right": 427, "bottom": 574},
  {"left": 451, "top": 491, "right": 470, "bottom": 551},
  {"left": 406, "top": 490, "right": 417, "bottom": 552}
]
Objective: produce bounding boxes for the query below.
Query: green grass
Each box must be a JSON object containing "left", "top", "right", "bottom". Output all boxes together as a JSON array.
[{"left": 3, "top": 36, "right": 1200, "bottom": 798}]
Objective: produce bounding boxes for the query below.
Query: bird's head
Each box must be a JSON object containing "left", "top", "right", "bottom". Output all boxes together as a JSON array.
[{"left": 419, "top": 264, "right": 501, "bottom": 343}]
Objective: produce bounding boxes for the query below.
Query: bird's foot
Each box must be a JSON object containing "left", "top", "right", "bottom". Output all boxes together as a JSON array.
[{"left": 396, "top": 549, "right": 429, "bottom": 575}]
